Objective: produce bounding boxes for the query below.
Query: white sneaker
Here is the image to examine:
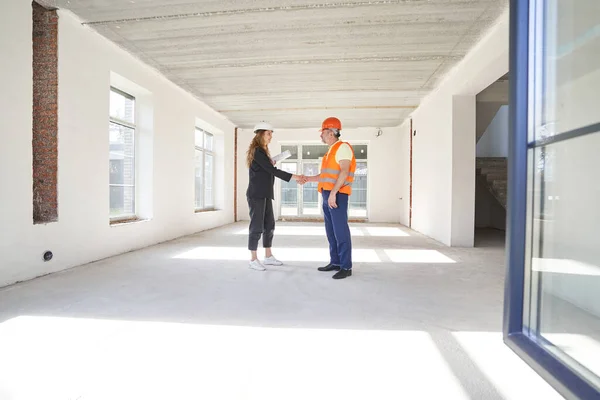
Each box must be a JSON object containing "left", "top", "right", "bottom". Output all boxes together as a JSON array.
[
  {"left": 263, "top": 256, "right": 283, "bottom": 266},
  {"left": 249, "top": 259, "right": 266, "bottom": 271}
]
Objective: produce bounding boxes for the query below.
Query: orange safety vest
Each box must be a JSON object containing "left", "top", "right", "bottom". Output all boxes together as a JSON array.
[{"left": 317, "top": 141, "right": 357, "bottom": 195}]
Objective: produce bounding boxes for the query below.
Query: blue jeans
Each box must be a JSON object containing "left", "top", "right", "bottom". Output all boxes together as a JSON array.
[{"left": 321, "top": 190, "right": 352, "bottom": 270}]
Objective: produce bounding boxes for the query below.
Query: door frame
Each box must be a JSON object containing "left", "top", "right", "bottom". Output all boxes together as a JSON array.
[
  {"left": 277, "top": 142, "right": 369, "bottom": 220},
  {"left": 409, "top": 118, "right": 413, "bottom": 228}
]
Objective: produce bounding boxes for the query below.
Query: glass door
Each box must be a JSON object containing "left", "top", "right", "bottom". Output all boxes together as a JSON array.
[
  {"left": 526, "top": 0, "right": 600, "bottom": 389},
  {"left": 504, "top": 1, "right": 600, "bottom": 398},
  {"left": 301, "top": 162, "right": 320, "bottom": 216},
  {"left": 280, "top": 161, "right": 298, "bottom": 217},
  {"left": 299, "top": 144, "right": 328, "bottom": 217},
  {"left": 349, "top": 144, "right": 368, "bottom": 218},
  {"left": 279, "top": 143, "right": 368, "bottom": 219}
]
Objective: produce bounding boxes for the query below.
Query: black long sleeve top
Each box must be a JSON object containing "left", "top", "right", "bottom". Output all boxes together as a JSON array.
[{"left": 246, "top": 147, "right": 293, "bottom": 200}]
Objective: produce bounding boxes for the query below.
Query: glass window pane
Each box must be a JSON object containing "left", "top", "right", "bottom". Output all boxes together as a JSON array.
[
  {"left": 109, "top": 185, "right": 135, "bottom": 218},
  {"left": 109, "top": 89, "right": 135, "bottom": 124},
  {"left": 302, "top": 163, "right": 320, "bottom": 216},
  {"left": 109, "top": 122, "right": 135, "bottom": 217},
  {"left": 194, "top": 128, "right": 204, "bottom": 148},
  {"left": 530, "top": 132, "right": 600, "bottom": 388},
  {"left": 109, "top": 123, "right": 135, "bottom": 185},
  {"left": 194, "top": 150, "right": 203, "bottom": 209},
  {"left": 523, "top": 148, "right": 537, "bottom": 333},
  {"left": 281, "top": 145, "right": 298, "bottom": 160},
  {"left": 204, "top": 132, "right": 214, "bottom": 152},
  {"left": 302, "top": 144, "right": 328, "bottom": 160},
  {"left": 349, "top": 162, "right": 367, "bottom": 217},
  {"left": 353, "top": 144, "right": 368, "bottom": 159},
  {"left": 204, "top": 153, "right": 214, "bottom": 208},
  {"left": 534, "top": 1, "right": 600, "bottom": 141},
  {"left": 280, "top": 162, "right": 297, "bottom": 216}
]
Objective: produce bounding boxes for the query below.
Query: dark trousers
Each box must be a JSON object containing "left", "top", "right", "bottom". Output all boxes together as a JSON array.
[
  {"left": 247, "top": 197, "right": 275, "bottom": 251},
  {"left": 321, "top": 190, "right": 352, "bottom": 270}
]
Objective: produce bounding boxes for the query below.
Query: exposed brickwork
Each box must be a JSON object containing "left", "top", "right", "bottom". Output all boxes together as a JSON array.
[{"left": 32, "top": 2, "right": 58, "bottom": 224}]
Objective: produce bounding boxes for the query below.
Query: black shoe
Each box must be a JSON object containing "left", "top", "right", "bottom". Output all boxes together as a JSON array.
[
  {"left": 318, "top": 263, "right": 341, "bottom": 272},
  {"left": 332, "top": 269, "right": 352, "bottom": 279}
]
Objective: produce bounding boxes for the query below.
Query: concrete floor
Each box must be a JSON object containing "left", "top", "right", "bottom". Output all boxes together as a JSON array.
[{"left": 0, "top": 222, "right": 562, "bottom": 400}]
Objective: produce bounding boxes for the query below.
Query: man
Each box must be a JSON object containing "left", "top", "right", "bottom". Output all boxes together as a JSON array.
[{"left": 304, "top": 117, "right": 356, "bottom": 279}]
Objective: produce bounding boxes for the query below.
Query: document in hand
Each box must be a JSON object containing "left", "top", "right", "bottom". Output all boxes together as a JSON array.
[{"left": 271, "top": 150, "right": 292, "bottom": 163}]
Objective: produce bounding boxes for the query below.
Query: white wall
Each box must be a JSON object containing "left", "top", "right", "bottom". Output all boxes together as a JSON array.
[
  {"left": 0, "top": 3, "right": 236, "bottom": 287},
  {"left": 408, "top": 7, "right": 509, "bottom": 246},
  {"left": 236, "top": 126, "right": 408, "bottom": 224},
  {"left": 398, "top": 119, "right": 411, "bottom": 227},
  {"left": 451, "top": 96, "right": 476, "bottom": 247},
  {"left": 411, "top": 94, "right": 453, "bottom": 245},
  {"left": 477, "top": 105, "right": 509, "bottom": 157}
]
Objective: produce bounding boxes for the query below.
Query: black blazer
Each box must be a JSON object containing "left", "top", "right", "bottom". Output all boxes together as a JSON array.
[{"left": 246, "top": 147, "right": 292, "bottom": 200}]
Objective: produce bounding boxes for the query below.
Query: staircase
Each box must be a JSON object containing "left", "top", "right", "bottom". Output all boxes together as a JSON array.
[{"left": 476, "top": 157, "right": 507, "bottom": 209}]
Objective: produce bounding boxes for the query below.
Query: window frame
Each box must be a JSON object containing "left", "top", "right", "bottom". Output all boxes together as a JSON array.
[
  {"left": 349, "top": 158, "right": 368, "bottom": 219},
  {"left": 278, "top": 143, "right": 368, "bottom": 220},
  {"left": 109, "top": 87, "right": 138, "bottom": 223},
  {"left": 194, "top": 127, "right": 215, "bottom": 212},
  {"left": 503, "top": 1, "right": 600, "bottom": 399}
]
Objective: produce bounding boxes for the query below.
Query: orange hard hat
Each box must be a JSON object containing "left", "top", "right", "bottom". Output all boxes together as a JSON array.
[{"left": 320, "top": 117, "right": 342, "bottom": 131}]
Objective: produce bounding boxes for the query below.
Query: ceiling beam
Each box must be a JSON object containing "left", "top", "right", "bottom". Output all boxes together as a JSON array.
[
  {"left": 82, "top": 1, "right": 418, "bottom": 25},
  {"left": 218, "top": 105, "right": 418, "bottom": 113}
]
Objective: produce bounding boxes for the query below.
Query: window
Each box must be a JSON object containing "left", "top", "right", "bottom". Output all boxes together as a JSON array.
[
  {"left": 349, "top": 145, "right": 368, "bottom": 218},
  {"left": 526, "top": 0, "right": 600, "bottom": 389},
  {"left": 505, "top": 1, "right": 600, "bottom": 398},
  {"left": 109, "top": 88, "right": 136, "bottom": 220},
  {"left": 280, "top": 162, "right": 298, "bottom": 216},
  {"left": 195, "top": 128, "right": 215, "bottom": 210},
  {"left": 279, "top": 143, "right": 367, "bottom": 218}
]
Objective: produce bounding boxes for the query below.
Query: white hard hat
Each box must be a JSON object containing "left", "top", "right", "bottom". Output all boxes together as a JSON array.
[{"left": 254, "top": 121, "right": 274, "bottom": 132}]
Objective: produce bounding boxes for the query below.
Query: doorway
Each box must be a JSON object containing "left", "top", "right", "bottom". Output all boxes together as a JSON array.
[{"left": 279, "top": 144, "right": 368, "bottom": 219}]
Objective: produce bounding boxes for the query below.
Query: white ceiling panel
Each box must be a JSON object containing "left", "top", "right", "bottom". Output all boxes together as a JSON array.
[{"left": 43, "top": 0, "right": 508, "bottom": 129}]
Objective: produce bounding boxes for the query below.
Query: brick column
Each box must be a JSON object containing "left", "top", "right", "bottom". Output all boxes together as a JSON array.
[{"left": 32, "top": 2, "right": 58, "bottom": 224}]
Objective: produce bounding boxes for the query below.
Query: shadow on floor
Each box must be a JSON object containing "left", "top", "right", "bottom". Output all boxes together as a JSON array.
[{"left": 475, "top": 228, "right": 506, "bottom": 249}]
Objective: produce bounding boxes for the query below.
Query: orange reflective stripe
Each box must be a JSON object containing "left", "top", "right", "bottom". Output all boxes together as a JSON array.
[{"left": 317, "top": 141, "right": 357, "bottom": 195}]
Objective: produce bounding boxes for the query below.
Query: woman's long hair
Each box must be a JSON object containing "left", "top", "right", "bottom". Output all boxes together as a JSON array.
[{"left": 246, "top": 130, "right": 271, "bottom": 167}]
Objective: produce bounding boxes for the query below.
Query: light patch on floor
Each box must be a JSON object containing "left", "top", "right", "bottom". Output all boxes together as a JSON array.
[
  {"left": 384, "top": 249, "right": 456, "bottom": 263},
  {"left": 173, "top": 246, "right": 380, "bottom": 262},
  {"left": 453, "top": 331, "right": 565, "bottom": 400},
  {"left": 0, "top": 223, "right": 562, "bottom": 400},
  {"left": 364, "top": 226, "right": 410, "bottom": 237},
  {"left": 0, "top": 316, "right": 472, "bottom": 400},
  {"left": 234, "top": 226, "right": 410, "bottom": 237},
  {"left": 173, "top": 246, "right": 452, "bottom": 264}
]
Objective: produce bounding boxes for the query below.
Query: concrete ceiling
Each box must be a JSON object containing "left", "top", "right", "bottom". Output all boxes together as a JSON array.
[{"left": 44, "top": 0, "right": 508, "bottom": 129}]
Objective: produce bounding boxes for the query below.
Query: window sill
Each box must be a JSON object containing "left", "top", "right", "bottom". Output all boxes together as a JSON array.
[
  {"left": 195, "top": 208, "right": 219, "bottom": 214},
  {"left": 110, "top": 217, "right": 150, "bottom": 226}
]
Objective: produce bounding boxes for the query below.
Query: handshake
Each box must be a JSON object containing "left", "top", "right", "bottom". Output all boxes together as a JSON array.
[{"left": 292, "top": 174, "right": 309, "bottom": 185}]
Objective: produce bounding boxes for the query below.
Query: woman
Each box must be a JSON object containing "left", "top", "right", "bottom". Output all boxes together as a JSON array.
[{"left": 246, "top": 121, "right": 303, "bottom": 271}]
